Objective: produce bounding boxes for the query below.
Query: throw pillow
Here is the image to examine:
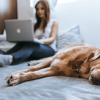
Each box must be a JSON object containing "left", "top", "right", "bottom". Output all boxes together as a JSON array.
[{"left": 57, "top": 24, "right": 83, "bottom": 50}]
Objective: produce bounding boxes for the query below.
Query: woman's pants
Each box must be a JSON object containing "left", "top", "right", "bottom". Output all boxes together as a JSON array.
[{"left": 5, "top": 42, "right": 55, "bottom": 64}]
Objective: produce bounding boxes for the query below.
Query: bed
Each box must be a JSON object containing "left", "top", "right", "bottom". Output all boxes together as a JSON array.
[
  {"left": 0, "top": 26, "right": 100, "bottom": 100},
  {"left": 1, "top": 58, "right": 100, "bottom": 100},
  {"left": 1, "top": 0, "right": 100, "bottom": 100}
]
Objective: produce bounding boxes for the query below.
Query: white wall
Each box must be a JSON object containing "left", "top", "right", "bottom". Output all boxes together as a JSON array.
[
  {"left": 17, "top": 0, "right": 56, "bottom": 21},
  {"left": 17, "top": 0, "right": 100, "bottom": 48},
  {"left": 17, "top": 0, "right": 34, "bottom": 19},
  {"left": 54, "top": 0, "right": 100, "bottom": 48},
  {"left": 17, "top": 0, "right": 57, "bottom": 22}
]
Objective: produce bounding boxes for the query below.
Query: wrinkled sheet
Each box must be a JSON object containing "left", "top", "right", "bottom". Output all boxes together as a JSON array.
[{"left": 0, "top": 62, "right": 100, "bottom": 100}]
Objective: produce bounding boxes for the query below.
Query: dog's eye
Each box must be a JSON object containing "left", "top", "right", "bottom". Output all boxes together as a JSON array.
[
  {"left": 81, "top": 60, "right": 84, "bottom": 64},
  {"left": 91, "top": 68, "right": 94, "bottom": 71}
]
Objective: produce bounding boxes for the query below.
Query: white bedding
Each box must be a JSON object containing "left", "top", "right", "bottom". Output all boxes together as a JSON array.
[
  {"left": 0, "top": 31, "right": 100, "bottom": 100},
  {"left": 0, "top": 63, "right": 100, "bottom": 100},
  {"left": 0, "top": 40, "right": 100, "bottom": 100}
]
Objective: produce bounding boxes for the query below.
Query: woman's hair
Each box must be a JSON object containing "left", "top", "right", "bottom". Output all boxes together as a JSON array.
[{"left": 34, "top": 0, "right": 50, "bottom": 33}]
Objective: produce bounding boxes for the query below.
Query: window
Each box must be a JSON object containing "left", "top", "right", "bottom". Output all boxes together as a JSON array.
[
  {"left": 57, "top": 0, "right": 76, "bottom": 4},
  {"left": 30, "top": 0, "right": 34, "bottom": 7}
]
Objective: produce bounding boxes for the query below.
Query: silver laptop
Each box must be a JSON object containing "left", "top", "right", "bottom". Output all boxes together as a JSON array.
[{"left": 4, "top": 19, "right": 34, "bottom": 42}]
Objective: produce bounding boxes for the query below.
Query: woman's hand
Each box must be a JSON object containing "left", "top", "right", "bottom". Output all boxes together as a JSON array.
[
  {"left": 34, "top": 38, "right": 39, "bottom": 42},
  {"left": 34, "top": 38, "right": 44, "bottom": 44}
]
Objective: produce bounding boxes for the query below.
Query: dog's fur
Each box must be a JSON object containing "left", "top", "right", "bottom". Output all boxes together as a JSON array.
[{"left": 6, "top": 44, "right": 100, "bottom": 86}]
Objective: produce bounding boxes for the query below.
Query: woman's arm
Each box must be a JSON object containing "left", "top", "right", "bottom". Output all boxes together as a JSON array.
[{"left": 35, "top": 21, "right": 58, "bottom": 45}]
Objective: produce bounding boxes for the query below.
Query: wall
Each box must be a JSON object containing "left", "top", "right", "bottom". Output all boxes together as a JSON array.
[
  {"left": 0, "top": 0, "right": 17, "bottom": 34},
  {"left": 17, "top": 0, "right": 57, "bottom": 21},
  {"left": 17, "top": 0, "right": 34, "bottom": 20},
  {"left": 54, "top": 0, "right": 100, "bottom": 48}
]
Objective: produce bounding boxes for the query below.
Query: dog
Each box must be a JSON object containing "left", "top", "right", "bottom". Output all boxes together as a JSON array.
[{"left": 6, "top": 43, "right": 100, "bottom": 86}]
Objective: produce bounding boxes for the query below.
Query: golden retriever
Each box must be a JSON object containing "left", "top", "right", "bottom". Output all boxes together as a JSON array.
[{"left": 6, "top": 43, "right": 100, "bottom": 86}]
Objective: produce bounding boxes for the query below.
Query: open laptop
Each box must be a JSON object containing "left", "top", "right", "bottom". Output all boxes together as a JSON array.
[{"left": 4, "top": 19, "right": 35, "bottom": 43}]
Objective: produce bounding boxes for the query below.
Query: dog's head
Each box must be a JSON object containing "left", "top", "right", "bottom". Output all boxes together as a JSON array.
[
  {"left": 89, "top": 65, "right": 100, "bottom": 85},
  {"left": 68, "top": 49, "right": 100, "bottom": 81},
  {"left": 89, "top": 50, "right": 100, "bottom": 85}
]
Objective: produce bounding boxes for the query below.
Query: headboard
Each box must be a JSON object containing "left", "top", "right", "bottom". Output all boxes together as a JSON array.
[{"left": 0, "top": 0, "right": 17, "bottom": 34}]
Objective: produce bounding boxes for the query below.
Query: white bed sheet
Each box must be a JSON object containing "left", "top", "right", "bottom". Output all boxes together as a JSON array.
[{"left": 0, "top": 63, "right": 100, "bottom": 100}]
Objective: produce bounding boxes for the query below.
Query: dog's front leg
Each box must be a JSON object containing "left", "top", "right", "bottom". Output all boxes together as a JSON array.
[
  {"left": 7, "top": 67, "right": 56, "bottom": 86},
  {"left": 6, "top": 58, "right": 53, "bottom": 81},
  {"left": 6, "top": 58, "right": 54, "bottom": 86},
  {"left": 28, "top": 57, "right": 53, "bottom": 66}
]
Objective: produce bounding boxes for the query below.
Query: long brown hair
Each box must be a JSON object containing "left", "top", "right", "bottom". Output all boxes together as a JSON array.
[{"left": 34, "top": 0, "right": 50, "bottom": 33}]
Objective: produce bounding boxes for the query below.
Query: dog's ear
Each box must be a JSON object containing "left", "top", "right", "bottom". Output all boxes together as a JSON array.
[
  {"left": 68, "top": 50, "right": 100, "bottom": 68},
  {"left": 68, "top": 54, "right": 87, "bottom": 69},
  {"left": 89, "top": 50, "right": 100, "bottom": 61}
]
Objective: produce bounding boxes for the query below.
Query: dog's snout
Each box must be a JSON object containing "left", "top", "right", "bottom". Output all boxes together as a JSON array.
[
  {"left": 10, "top": 76, "right": 13, "bottom": 79},
  {"left": 7, "top": 80, "right": 10, "bottom": 84},
  {"left": 90, "top": 74, "right": 100, "bottom": 85}
]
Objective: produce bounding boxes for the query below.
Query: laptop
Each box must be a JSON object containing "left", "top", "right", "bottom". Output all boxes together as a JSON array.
[{"left": 4, "top": 19, "right": 35, "bottom": 43}]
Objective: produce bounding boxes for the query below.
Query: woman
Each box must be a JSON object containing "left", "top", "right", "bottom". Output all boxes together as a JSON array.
[{"left": 0, "top": 0, "right": 58, "bottom": 67}]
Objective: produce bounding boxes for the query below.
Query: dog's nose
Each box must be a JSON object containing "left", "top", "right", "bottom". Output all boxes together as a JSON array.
[
  {"left": 7, "top": 80, "right": 10, "bottom": 84},
  {"left": 10, "top": 75, "right": 13, "bottom": 79},
  {"left": 90, "top": 75, "right": 98, "bottom": 85}
]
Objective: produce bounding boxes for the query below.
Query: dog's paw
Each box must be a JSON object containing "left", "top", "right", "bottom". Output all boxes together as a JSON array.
[{"left": 6, "top": 73, "right": 22, "bottom": 86}]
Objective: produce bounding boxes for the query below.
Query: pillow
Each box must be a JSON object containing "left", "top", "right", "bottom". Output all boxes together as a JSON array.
[
  {"left": 57, "top": 25, "right": 83, "bottom": 50},
  {"left": 0, "top": 30, "right": 6, "bottom": 41},
  {"left": 0, "top": 30, "right": 16, "bottom": 53}
]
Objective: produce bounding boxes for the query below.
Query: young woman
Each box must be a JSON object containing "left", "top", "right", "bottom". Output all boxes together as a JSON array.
[{"left": 0, "top": 0, "right": 58, "bottom": 67}]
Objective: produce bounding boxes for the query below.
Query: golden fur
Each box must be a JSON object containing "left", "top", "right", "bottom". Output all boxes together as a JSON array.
[{"left": 6, "top": 44, "right": 100, "bottom": 85}]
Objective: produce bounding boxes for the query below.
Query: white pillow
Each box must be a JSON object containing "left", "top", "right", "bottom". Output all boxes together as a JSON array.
[
  {"left": 0, "top": 29, "right": 7, "bottom": 41},
  {"left": 57, "top": 25, "right": 83, "bottom": 50},
  {"left": 0, "top": 30, "right": 16, "bottom": 53}
]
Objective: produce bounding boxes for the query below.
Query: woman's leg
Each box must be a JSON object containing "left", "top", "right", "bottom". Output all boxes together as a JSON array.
[
  {"left": 12, "top": 42, "right": 55, "bottom": 64},
  {"left": 30, "top": 43, "right": 55, "bottom": 59},
  {"left": 5, "top": 42, "right": 24, "bottom": 54},
  {"left": 0, "top": 42, "right": 25, "bottom": 67},
  {"left": 0, "top": 42, "right": 55, "bottom": 66},
  {"left": 11, "top": 42, "right": 40, "bottom": 64}
]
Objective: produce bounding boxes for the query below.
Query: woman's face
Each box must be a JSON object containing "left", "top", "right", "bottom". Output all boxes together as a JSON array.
[{"left": 36, "top": 3, "right": 45, "bottom": 18}]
